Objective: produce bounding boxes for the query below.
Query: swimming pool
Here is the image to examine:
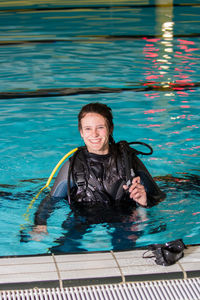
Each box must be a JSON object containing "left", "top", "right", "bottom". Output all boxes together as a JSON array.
[{"left": 0, "top": 0, "right": 199, "bottom": 256}]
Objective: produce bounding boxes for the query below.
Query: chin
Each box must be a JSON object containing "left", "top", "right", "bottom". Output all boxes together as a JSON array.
[
  {"left": 88, "top": 144, "right": 102, "bottom": 151},
  {"left": 90, "top": 148, "right": 102, "bottom": 153}
]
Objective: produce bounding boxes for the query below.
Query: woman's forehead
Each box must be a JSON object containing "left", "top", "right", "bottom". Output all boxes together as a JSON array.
[{"left": 81, "top": 112, "right": 107, "bottom": 125}]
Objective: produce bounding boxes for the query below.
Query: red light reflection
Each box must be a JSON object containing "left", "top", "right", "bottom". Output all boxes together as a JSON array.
[{"left": 142, "top": 37, "right": 198, "bottom": 98}]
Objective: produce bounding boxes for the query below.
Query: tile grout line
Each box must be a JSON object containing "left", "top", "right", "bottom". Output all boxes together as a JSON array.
[
  {"left": 110, "top": 251, "right": 126, "bottom": 284},
  {"left": 51, "top": 253, "right": 63, "bottom": 289},
  {"left": 177, "top": 261, "right": 187, "bottom": 280}
]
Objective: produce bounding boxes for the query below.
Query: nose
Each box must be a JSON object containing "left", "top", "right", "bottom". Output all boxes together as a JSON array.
[{"left": 91, "top": 128, "right": 98, "bottom": 137}]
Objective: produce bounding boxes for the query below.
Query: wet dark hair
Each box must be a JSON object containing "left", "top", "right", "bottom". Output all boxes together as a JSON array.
[{"left": 78, "top": 102, "right": 115, "bottom": 144}]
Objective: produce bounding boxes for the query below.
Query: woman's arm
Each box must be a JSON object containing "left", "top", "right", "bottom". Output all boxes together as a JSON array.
[{"left": 34, "top": 160, "right": 71, "bottom": 226}]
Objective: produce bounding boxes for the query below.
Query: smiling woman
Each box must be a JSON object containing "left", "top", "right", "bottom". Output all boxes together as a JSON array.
[{"left": 33, "top": 102, "right": 165, "bottom": 250}]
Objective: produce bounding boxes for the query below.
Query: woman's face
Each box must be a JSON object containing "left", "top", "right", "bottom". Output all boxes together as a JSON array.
[{"left": 80, "top": 112, "right": 112, "bottom": 155}]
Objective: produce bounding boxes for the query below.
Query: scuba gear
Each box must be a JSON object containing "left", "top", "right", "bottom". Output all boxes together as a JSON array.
[
  {"left": 67, "top": 141, "right": 159, "bottom": 206},
  {"left": 128, "top": 141, "right": 153, "bottom": 156},
  {"left": 143, "top": 239, "right": 186, "bottom": 266},
  {"left": 68, "top": 147, "right": 127, "bottom": 205},
  {"left": 34, "top": 140, "right": 165, "bottom": 226}
]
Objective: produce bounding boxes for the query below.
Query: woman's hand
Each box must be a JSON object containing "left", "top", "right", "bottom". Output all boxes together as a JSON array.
[
  {"left": 123, "top": 176, "right": 147, "bottom": 207},
  {"left": 29, "top": 225, "right": 48, "bottom": 241},
  {"left": 33, "top": 225, "right": 48, "bottom": 233}
]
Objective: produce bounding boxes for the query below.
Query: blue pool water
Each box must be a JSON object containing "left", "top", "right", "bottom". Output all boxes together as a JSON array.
[{"left": 0, "top": 1, "right": 200, "bottom": 256}]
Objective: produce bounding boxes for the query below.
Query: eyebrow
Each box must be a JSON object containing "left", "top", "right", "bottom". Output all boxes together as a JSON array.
[{"left": 83, "top": 123, "right": 106, "bottom": 127}]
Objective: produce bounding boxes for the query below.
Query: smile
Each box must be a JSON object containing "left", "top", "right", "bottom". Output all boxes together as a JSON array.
[{"left": 89, "top": 139, "right": 101, "bottom": 144}]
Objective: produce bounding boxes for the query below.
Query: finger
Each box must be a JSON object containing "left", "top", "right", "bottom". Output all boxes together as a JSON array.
[
  {"left": 133, "top": 193, "right": 141, "bottom": 200},
  {"left": 130, "top": 187, "right": 145, "bottom": 199},
  {"left": 128, "top": 183, "right": 137, "bottom": 193},
  {"left": 129, "top": 181, "right": 143, "bottom": 193},
  {"left": 132, "top": 176, "right": 141, "bottom": 184},
  {"left": 130, "top": 190, "right": 142, "bottom": 199}
]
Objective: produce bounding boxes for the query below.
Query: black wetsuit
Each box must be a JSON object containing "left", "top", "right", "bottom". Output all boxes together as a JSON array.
[{"left": 34, "top": 142, "right": 165, "bottom": 226}]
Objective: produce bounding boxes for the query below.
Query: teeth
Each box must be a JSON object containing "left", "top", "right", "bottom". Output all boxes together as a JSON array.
[{"left": 90, "top": 139, "right": 100, "bottom": 143}]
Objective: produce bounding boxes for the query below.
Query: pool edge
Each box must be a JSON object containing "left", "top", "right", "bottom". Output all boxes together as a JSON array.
[{"left": 0, "top": 245, "right": 200, "bottom": 291}]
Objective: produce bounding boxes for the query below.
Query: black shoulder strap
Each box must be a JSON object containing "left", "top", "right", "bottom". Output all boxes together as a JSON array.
[
  {"left": 67, "top": 147, "right": 87, "bottom": 204},
  {"left": 67, "top": 146, "right": 104, "bottom": 204},
  {"left": 117, "top": 141, "right": 136, "bottom": 184},
  {"left": 117, "top": 140, "right": 153, "bottom": 186}
]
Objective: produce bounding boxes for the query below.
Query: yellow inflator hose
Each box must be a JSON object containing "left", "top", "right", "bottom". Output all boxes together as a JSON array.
[{"left": 23, "top": 147, "right": 78, "bottom": 222}]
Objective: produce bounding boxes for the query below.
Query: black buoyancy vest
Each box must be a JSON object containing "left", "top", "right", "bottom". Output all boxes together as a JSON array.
[{"left": 67, "top": 141, "right": 140, "bottom": 205}]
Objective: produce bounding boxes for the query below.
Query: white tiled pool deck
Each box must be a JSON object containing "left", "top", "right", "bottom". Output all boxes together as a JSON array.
[{"left": 0, "top": 245, "right": 199, "bottom": 291}]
